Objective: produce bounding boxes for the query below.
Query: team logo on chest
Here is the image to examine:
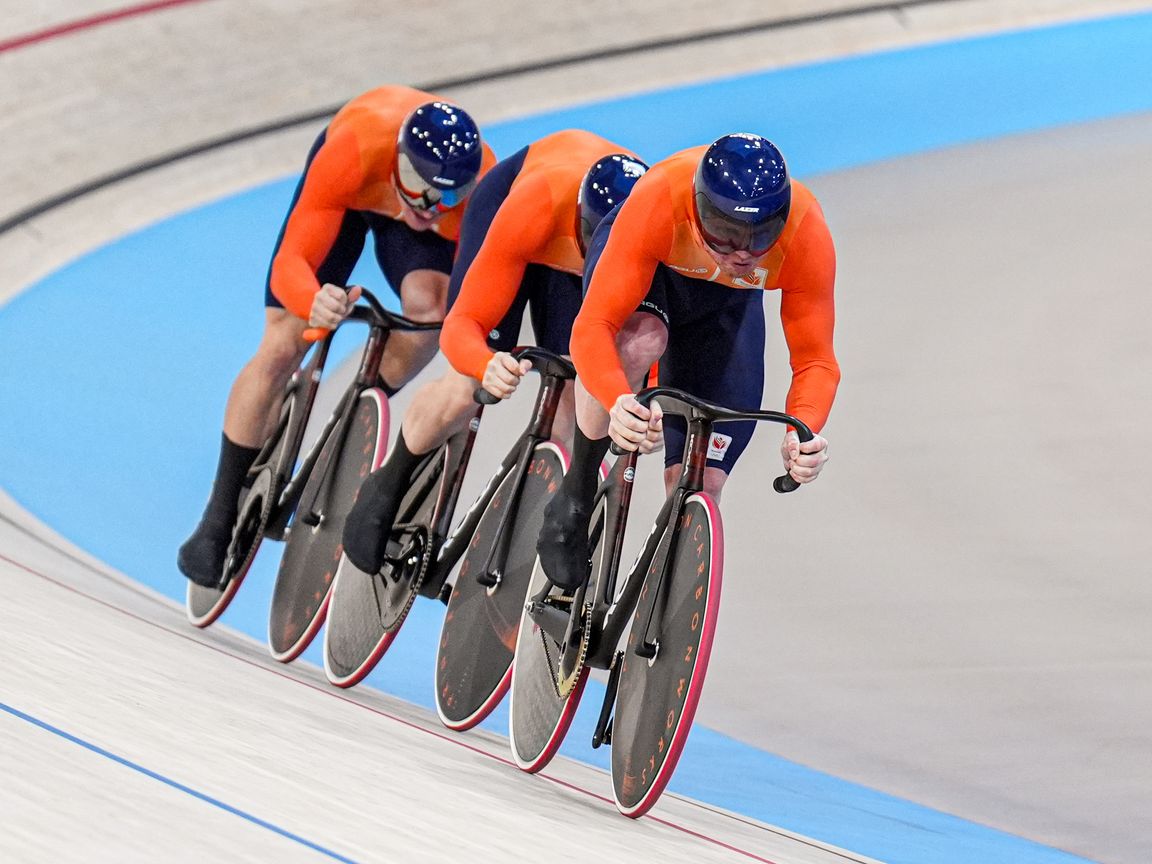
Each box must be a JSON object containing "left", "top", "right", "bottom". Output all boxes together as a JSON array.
[{"left": 734, "top": 268, "right": 769, "bottom": 290}]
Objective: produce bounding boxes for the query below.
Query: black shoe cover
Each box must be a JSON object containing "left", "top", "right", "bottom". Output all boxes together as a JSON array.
[
  {"left": 177, "top": 521, "right": 231, "bottom": 588},
  {"left": 536, "top": 492, "right": 592, "bottom": 593},
  {"left": 341, "top": 470, "right": 400, "bottom": 574}
]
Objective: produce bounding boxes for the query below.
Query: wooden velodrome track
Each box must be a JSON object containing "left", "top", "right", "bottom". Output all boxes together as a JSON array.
[{"left": 2, "top": 2, "right": 1151, "bottom": 862}]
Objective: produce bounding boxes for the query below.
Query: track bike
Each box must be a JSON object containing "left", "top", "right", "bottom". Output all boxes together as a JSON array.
[
  {"left": 508, "top": 386, "right": 812, "bottom": 817},
  {"left": 185, "top": 288, "right": 440, "bottom": 658},
  {"left": 322, "top": 347, "right": 576, "bottom": 697}
]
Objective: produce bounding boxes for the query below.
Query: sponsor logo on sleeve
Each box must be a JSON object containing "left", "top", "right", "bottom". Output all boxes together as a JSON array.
[{"left": 706, "top": 433, "right": 733, "bottom": 461}]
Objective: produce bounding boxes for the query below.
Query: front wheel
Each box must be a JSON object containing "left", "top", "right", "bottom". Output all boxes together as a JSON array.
[
  {"left": 435, "top": 441, "right": 568, "bottom": 731},
  {"left": 611, "top": 493, "right": 723, "bottom": 818},
  {"left": 268, "top": 389, "right": 389, "bottom": 663}
]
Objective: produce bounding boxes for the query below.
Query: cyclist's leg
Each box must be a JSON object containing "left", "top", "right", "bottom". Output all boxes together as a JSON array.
[
  {"left": 365, "top": 213, "right": 456, "bottom": 393},
  {"left": 658, "top": 279, "right": 766, "bottom": 500},
  {"left": 536, "top": 253, "right": 670, "bottom": 592},
  {"left": 340, "top": 365, "right": 479, "bottom": 573}
]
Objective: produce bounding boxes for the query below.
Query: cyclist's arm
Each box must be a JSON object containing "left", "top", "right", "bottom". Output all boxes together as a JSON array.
[
  {"left": 269, "top": 131, "right": 364, "bottom": 321},
  {"left": 570, "top": 192, "right": 671, "bottom": 411},
  {"left": 777, "top": 207, "right": 840, "bottom": 433},
  {"left": 440, "top": 176, "right": 554, "bottom": 380}
]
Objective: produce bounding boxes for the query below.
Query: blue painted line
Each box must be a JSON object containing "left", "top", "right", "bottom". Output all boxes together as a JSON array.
[
  {"left": 1, "top": 11, "right": 1145, "bottom": 864},
  {"left": 0, "top": 701, "right": 361, "bottom": 863}
]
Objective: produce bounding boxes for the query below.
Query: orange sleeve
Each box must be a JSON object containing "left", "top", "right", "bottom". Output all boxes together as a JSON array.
[
  {"left": 777, "top": 206, "right": 840, "bottom": 433},
  {"left": 268, "top": 130, "right": 364, "bottom": 320},
  {"left": 440, "top": 174, "right": 555, "bottom": 380},
  {"left": 569, "top": 180, "right": 673, "bottom": 411}
]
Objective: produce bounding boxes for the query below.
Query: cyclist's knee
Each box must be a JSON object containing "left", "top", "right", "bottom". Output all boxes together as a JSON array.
[
  {"left": 253, "top": 310, "right": 308, "bottom": 379},
  {"left": 399, "top": 270, "right": 449, "bottom": 322},
  {"left": 618, "top": 312, "right": 668, "bottom": 374}
]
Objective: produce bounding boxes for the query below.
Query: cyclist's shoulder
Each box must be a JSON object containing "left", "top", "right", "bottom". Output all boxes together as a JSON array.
[{"left": 331, "top": 85, "right": 430, "bottom": 137}]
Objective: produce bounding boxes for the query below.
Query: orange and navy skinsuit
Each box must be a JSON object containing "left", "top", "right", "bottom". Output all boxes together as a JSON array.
[
  {"left": 439, "top": 129, "right": 642, "bottom": 379},
  {"left": 264, "top": 85, "right": 497, "bottom": 320},
  {"left": 574, "top": 145, "right": 840, "bottom": 472}
]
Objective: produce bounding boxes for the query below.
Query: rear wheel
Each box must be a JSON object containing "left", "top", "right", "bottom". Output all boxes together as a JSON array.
[
  {"left": 268, "top": 390, "right": 389, "bottom": 662},
  {"left": 436, "top": 441, "right": 568, "bottom": 731},
  {"left": 186, "top": 392, "right": 296, "bottom": 628},
  {"left": 611, "top": 493, "right": 723, "bottom": 818},
  {"left": 322, "top": 444, "right": 445, "bottom": 687}
]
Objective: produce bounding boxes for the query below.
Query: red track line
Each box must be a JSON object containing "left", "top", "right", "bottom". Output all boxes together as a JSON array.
[
  {"left": 0, "top": 0, "right": 215, "bottom": 54},
  {"left": 1, "top": 551, "right": 778, "bottom": 863}
]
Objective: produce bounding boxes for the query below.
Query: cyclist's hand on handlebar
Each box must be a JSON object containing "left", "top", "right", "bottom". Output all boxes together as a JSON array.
[
  {"left": 481, "top": 351, "right": 532, "bottom": 400},
  {"left": 609, "top": 394, "right": 664, "bottom": 454},
  {"left": 308, "top": 283, "right": 362, "bottom": 330},
  {"left": 781, "top": 429, "right": 829, "bottom": 484}
]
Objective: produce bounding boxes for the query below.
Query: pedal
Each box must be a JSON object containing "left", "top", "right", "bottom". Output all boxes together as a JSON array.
[{"left": 526, "top": 599, "right": 574, "bottom": 646}]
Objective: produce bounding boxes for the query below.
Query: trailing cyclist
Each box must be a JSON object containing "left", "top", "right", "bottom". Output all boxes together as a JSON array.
[
  {"left": 537, "top": 132, "right": 840, "bottom": 592},
  {"left": 178, "top": 85, "right": 496, "bottom": 588},
  {"left": 341, "top": 129, "right": 649, "bottom": 575}
]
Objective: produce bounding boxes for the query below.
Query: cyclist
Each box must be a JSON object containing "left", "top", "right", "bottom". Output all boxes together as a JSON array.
[
  {"left": 178, "top": 85, "right": 496, "bottom": 588},
  {"left": 340, "top": 129, "right": 648, "bottom": 575},
  {"left": 538, "top": 132, "right": 840, "bottom": 592}
]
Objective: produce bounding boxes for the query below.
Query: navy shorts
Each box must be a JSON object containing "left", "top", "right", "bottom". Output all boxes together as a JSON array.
[
  {"left": 447, "top": 146, "right": 583, "bottom": 358},
  {"left": 585, "top": 207, "right": 766, "bottom": 474},
  {"left": 264, "top": 129, "right": 456, "bottom": 309}
]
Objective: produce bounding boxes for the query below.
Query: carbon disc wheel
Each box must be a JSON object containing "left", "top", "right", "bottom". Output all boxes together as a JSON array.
[
  {"left": 268, "top": 389, "right": 388, "bottom": 662},
  {"left": 610, "top": 493, "right": 723, "bottom": 818},
  {"left": 436, "top": 442, "right": 568, "bottom": 731}
]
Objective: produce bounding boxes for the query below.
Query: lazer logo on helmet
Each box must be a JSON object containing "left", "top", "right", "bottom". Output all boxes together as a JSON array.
[
  {"left": 734, "top": 206, "right": 761, "bottom": 214},
  {"left": 432, "top": 176, "right": 456, "bottom": 186}
]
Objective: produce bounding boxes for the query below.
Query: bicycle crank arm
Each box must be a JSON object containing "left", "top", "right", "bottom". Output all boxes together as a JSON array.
[{"left": 526, "top": 600, "right": 572, "bottom": 646}]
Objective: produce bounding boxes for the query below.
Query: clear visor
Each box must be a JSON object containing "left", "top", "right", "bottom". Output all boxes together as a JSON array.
[
  {"left": 395, "top": 151, "right": 476, "bottom": 212},
  {"left": 695, "top": 193, "right": 787, "bottom": 257}
]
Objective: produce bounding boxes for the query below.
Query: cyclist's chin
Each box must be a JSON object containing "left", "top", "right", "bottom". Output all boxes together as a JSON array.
[
  {"left": 707, "top": 249, "right": 761, "bottom": 279},
  {"left": 398, "top": 203, "right": 441, "bottom": 231},
  {"left": 717, "top": 259, "right": 759, "bottom": 279}
]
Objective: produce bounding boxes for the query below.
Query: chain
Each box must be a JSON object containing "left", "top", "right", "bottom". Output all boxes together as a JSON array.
[{"left": 538, "top": 600, "right": 592, "bottom": 699}]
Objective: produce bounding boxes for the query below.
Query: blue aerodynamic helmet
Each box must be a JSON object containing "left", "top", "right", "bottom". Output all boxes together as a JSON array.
[
  {"left": 395, "top": 102, "right": 483, "bottom": 211},
  {"left": 576, "top": 153, "right": 650, "bottom": 253},
  {"left": 693, "top": 133, "right": 790, "bottom": 256}
]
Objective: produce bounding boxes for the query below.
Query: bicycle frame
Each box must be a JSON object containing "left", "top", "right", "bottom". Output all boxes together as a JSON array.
[
  {"left": 577, "top": 388, "right": 812, "bottom": 741},
  {"left": 421, "top": 348, "right": 575, "bottom": 594},
  {"left": 250, "top": 291, "right": 439, "bottom": 545}
]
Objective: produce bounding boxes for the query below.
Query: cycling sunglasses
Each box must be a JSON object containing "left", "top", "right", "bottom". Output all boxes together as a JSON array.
[{"left": 395, "top": 151, "right": 476, "bottom": 213}]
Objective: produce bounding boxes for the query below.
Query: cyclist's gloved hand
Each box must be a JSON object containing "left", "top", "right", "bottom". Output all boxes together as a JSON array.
[
  {"left": 481, "top": 352, "right": 532, "bottom": 400},
  {"left": 309, "top": 283, "right": 362, "bottom": 330},
  {"left": 781, "top": 430, "right": 829, "bottom": 484},
  {"left": 609, "top": 393, "right": 663, "bottom": 454}
]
